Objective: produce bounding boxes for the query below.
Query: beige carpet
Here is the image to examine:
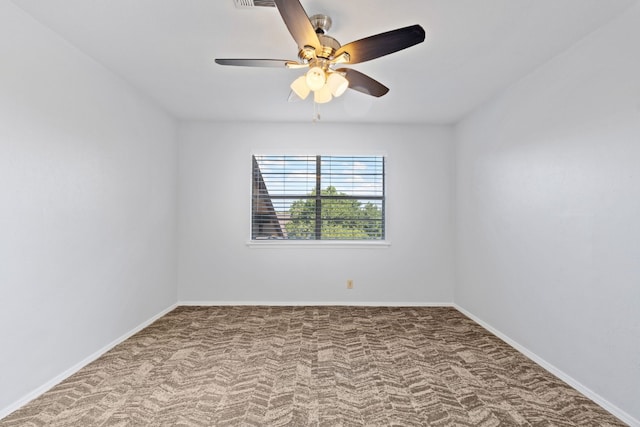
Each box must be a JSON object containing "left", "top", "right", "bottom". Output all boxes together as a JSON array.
[{"left": 1, "top": 306, "right": 625, "bottom": 426}]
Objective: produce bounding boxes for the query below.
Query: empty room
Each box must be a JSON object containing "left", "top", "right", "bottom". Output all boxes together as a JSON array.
[{"left": 1, "top": 0, "right": 639, "bottom": 425}]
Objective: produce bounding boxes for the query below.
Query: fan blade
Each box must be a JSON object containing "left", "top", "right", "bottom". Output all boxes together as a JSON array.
[
  {"left": 274, "top": 0, "right": 320, "bottom": 50},
  {"left": 334, "top": 25, "right": 425, "bottom": 64},
  {"left": 215, "top": 58, "right": 299, "bottom": 68},
  {"left": 337, "top": 68, "right": 389, "bottom": 97}
]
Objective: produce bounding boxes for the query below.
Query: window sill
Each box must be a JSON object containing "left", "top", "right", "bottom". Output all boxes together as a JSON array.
[{"left": 246, "top": 240, "right": 391, "bottom": 249}]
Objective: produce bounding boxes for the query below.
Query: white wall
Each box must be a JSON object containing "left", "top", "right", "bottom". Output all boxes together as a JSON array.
[
  {"left": 455, "top": 3, "right": 640, "bottom": 424},
  {"left": 178, "top": 122, "right": 455, "bottom": 304},
  {"left": 0, "top": 2, "right": 178, "bottom": 415}
]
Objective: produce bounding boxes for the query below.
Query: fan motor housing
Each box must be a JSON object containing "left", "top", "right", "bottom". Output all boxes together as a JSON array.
[
  {"left": 297, "top": 15, "right": 341, "bottom": 63},
  {"left": 317, "top": 34, "right": 340, "bottom": 59}
]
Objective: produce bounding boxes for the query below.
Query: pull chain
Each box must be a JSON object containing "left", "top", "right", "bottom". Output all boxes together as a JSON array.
[{"left": 313, "top": 101, "right": 321, "bottom": 122}]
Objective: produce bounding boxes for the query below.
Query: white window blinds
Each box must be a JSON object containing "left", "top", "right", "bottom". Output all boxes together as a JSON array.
[{"left": 252, "top": 155, "right": 385, "bottom": 240}]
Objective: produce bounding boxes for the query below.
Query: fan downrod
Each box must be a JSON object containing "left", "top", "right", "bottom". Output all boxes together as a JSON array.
[{"left": 310, "top": 14, "right": 332, "bottom": 34}]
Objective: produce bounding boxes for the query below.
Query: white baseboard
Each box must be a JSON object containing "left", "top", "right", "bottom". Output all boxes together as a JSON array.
[
  {"left": 0, "top": 303, "right": 178, "bottom": 421},
  {"left": 453, "top": 304, "right": 639, "bottom": 427},
  {"left": 178, "top": 300, "right": 455, "bottom": 307}
]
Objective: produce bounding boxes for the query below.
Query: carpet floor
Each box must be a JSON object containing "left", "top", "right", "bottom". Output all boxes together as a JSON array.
[{"left": 0, "top": 306, "right": 625, "bottom": 426}]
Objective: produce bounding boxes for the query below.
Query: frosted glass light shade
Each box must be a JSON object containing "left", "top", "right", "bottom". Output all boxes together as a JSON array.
[
  {"left": 290, "top": 75, "right": 310, "bottom": 100},
  {"left": 314, "top": 84, "right": 332, "bottom": 104},
  {"left": 305, "top": 66, "right": 326, "bottom": 91},
  {"left": 327, "top": 72, "right": 348, "bottom": 97}
]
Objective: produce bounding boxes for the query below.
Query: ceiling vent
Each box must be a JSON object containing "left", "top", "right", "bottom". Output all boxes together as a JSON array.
[{"left": 234, "top": 0, "right": 276, "bottom": 8}]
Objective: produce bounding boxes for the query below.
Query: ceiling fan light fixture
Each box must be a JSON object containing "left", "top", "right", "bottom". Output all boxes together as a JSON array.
[
  {"left": 290, "top": 75, "right": 310, "bottom": 99},
  {"left": 217, "top": 0, "right": 427, "bottom": 113},
  {"left": 314, "top": 84, "right": 333, "bottom": 104},
  {"left": 305, "top": 66, "right": 326, "bottom": 91},
  {"left": 327, "top": 72, "right": 348, "bottom": 97}
]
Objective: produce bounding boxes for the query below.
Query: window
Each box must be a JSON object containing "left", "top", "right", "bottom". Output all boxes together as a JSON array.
[{"left": 252, "top": 155, "right": 385, "bottom": 241}]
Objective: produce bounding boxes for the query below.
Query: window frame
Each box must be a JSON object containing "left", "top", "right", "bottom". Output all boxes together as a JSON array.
[{"left": 248, "top": 154, "right": 390, "bottom": 248}]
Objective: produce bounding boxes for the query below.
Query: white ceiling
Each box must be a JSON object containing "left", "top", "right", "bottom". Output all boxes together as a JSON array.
[{"left": 11, "top": 0, "right": 637, "bottom": 124}]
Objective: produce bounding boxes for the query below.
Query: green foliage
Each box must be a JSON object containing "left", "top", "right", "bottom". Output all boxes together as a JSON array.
[{"left": 286, "top": 186, "right": 382, "bottom": 240}]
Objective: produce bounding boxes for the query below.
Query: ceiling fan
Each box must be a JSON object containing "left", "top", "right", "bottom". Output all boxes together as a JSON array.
[{"left": 215, "top": 0, "right": 425, "bottom": 104}]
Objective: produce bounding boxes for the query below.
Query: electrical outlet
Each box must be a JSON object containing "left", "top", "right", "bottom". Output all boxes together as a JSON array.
[{"left": 347, "top": 279, "right": 353, "bottom": 289}]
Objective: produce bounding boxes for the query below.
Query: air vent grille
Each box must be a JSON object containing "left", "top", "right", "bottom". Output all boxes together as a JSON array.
[{"left": 234, "top": 0, "right": 276, "bottom": 8}]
